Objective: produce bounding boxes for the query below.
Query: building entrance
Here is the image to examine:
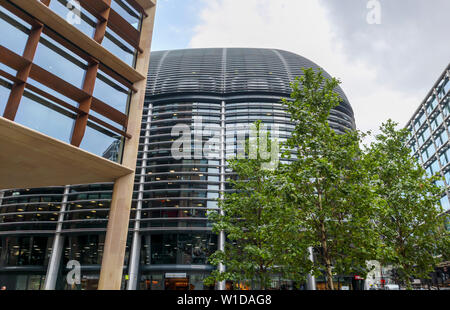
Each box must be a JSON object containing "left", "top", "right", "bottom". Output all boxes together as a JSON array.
[{"left": 164, "top": 277, "right": 190, "bottom": 290}]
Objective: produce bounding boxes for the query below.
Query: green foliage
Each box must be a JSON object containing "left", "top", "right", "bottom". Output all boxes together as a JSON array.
[
  {"left": 279, "top": 68, "right": 380, "bottom": 290},
  {"left": 206, "top": 68, "right": 450, "bottom": 291},
  {"left": 205, "top": 122, "right": 311, "bottom": 289},
  {"left": 364, "top": 120, "right": 450, "bottom": 289}
]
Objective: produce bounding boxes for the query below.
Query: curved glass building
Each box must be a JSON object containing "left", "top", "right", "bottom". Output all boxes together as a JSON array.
[{"left": 0, "top": 48, "right": 355, "bottom": 290}]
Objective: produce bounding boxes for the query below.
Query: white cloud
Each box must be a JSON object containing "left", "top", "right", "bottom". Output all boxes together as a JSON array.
[{"left": 189, "top": 0, "right": 428, "bottom": 139}]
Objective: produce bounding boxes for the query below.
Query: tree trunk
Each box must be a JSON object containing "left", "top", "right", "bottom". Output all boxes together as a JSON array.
[
  {"left": 318, "top": 191, "right": 334, "bottom": 290},
  {"left": 321, "top": 226, "right": 334, "bottom": 290}
]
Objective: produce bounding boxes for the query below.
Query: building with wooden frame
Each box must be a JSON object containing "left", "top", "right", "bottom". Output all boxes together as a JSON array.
[{"left": 0, "top": 0, "right": 157, "bottom": 290}]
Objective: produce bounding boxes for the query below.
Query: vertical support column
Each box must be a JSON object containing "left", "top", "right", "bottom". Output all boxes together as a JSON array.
[
  {"left": 127, "top": 104, "right": 152, "bottom": 290},
  {"left": 217, "top": 100, "right": 226, "bottom": 291},
  {"left": 98, "top": 3, "right": 156, "bottom": 290},
  {"left": 3, "top": 0, "right": 50, "bottom": 120},
  {"left": 306, "top": 247, "right": 316, "bottom": 290},
  {"left": 70, "top": 2, "right": 111, "bottom": 147},
  {"left": 44, "top": 185, "right": 70, "bottom": 290}
]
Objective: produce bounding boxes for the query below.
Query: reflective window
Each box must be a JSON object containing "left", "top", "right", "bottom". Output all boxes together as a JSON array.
[
  {"left": 0, "top": 78, "right": 13, "bottom": 115},
  {"left": 427, "top": 96, "right": 438, "bottom": 114},
  {"left": 444, "top": 79, "right": 450, "bottom": 95},
  {"left": 436, "top": 130, "right": 448, "bottom": 148},
  {"left": 440, "top": 152, "right": 449, "bottom": 167},
  {"left": 423, "top": 127, "right": 431, "bottom": 141},
  {"left": 111, "top": 0, "right": 141, "bottom": 29},
  {"left": 445, "top": 171, "right": 450, "bottom": 185},
  {"left": 0, "top": 7, "right": 30, "bottom": 56},
  {"left": 102, "top": 30, "right": 136, "bottom": 67},
  {"left": 422, "top": 149, "right": 429, "bottom": 162},
  {"left": 440, "top": 196, "right": 450, "bottom": 212},
  {"left": 62, "top": 234, "right": 105, "bottom": 265},
  {"left": 430, "top": 113, "right": 443, "bottom": 131},
  {"left": 49, "top": 0, "right": 97, "bottom": 38},
  {"left": 15, "top": 89, "right": 76, "bottom": 143},
  {"left": 80, "top": 124, "right": 123, "bottom": 162},
  {"left": 1, "top": 236, "right": 53, "bottom": 266},
  {"left": 443, "top": 99, "right": 450, "bottom": 117},
  {"left": 93, "top": 73, "right": 130, "bottom": 114},
  {"left": 34, "top": 33, "right": 88, "bottom": 89},
  {"left": 145, "top": 233, "right": 217, "bottom": 265},
  {"left": 426, "top": 143, "right": 436, "bottom": 159},
  {"left": 430, "top": 159, "right": 440, "bottom": 175}
]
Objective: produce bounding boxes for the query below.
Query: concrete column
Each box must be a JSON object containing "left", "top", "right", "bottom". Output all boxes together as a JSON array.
[
  {"left": 98, "top": 3, "right": 156, "bottom": 290},
  {"left": 44, "top": 185, "right": 70, "bottom": 290},
  {"left": 217, "top": 101, "right": 226, "bottom": 290},
  {"left": 306, "top": 247, "right": 316, "bottom": 290},
  {"left": 127, "top": 104, "right": 152, "bottom": 290}
]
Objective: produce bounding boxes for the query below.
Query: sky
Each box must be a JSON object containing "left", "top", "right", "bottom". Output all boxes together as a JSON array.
[{"left": 150, "top": 0, "right": 450, "bottom": 137}]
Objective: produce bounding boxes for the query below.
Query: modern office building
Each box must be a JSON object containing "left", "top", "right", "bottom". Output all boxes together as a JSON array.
[
  {"left": 0, "top": 47, "right": 356, "bottom": 290},
  {"left": 405, "top": 64, "right": 450, "bottom": 216},
  {"left": 405, "top": 63, "right": 450, "bottom": 287},
  {"left": 0, "top": 0, "right": 157, "bottom": 290}
]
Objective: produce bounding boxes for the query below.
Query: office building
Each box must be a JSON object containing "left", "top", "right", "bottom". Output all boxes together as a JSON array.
[
  {"left": 0, "top": 48, "right": 355, "bottom": 290},
  {"left": 405, "top": 64, "right": 450, "bottom": 216},
  {"left": 0, "top": 0, "right": 157, "bottom": 289}
]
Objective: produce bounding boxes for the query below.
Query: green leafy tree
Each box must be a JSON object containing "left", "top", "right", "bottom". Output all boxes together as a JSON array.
[
  {"left": 280, "top": 68, "right": 380, "bottom": 290},
  {"left": 205, "top": 122, "right": 311, "bottom": 290},
  {"left": 364, "top": 120, "right": 450, "bottom": 290}
]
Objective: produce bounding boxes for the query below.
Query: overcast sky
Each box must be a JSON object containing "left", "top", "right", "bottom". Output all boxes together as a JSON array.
[{"left": 151, "top": 0, "right": 450, "bottom": 137}]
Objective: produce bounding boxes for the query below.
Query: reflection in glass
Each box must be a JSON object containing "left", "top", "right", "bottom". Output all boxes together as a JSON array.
[
  {"left": 0, "top": 78, "right": 13, "bottom": 115},
  {"left": 34, "top": 33, "right": 88, "bottom": 89},
  {"left": 93, "top": 73, "right": 130, "bottom": 113},
  {"left": 143, "top": 234, "right": 217, "bottom": 265},
  {"left": 111, "top": 0, "right": 141, "bottom": 29},
  {"left": 80, "top": 123, "right": 124, "bottom": 163},
  {"left": 15, "top": 89, "right": 76, "bottom": 143},
  {"left": 49, "top": 0, "right": 96, "bottom": 38},
  {"left": 0, "top": 7, "right": 30, "bottom": 56},
  {"left": 102, "top": 30, "right": 136, "bottom": 67}
]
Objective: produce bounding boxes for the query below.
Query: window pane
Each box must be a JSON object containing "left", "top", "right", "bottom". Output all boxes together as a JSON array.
[
  {"left": 15, "top": 89, "right": 76, "bottom": 143},
  {"left": 102, "top": 30, "right": 136, "bottom": 67},
  {"left": 34, "top": 33, "right": 88, "bottom": 89},
  {"left": 111, "top": 0, "right": 141, "bottom": 29},
  {"left": 0, "top": 78, "right": 13, "bottom": 115},
  {"left": 49, "top": 0, "right": 96, "bottom": 38},
  {"left": 440, "top": 196, "right": 450, "bottom": 212},
  {"left": 80, "top": 124, "right": 123, "bottom": 162},
  {"left": 444, "top": 79, "right": 450, "bottom": 95},
  {"left": 93, "top": 73, "right": 130, "bottom": 113},
  {"left": 0, "top": 7, "right": 30, "bottom": 56}
]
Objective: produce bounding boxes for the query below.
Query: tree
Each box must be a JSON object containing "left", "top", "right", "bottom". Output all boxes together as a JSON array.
[
  {"left": 205, "top": 122, "right": 311, "bottom": 290},
  {"left": 364, "top": 120, "right": 450, "bottom": 290},
  {"left": 280, "top": 68, "right": 380, "bottom": 290}
]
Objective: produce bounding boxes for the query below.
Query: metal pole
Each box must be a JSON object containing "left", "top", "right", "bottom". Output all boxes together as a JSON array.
[
  {"left": 217, "top": 101, "right": 226, "bottom": 290},
  {"left": 44, "top": 185, "right": 70, "bottom": 290},
  {"left": 127, "top": 104, "right": 152, "bottom": 290},
  {"left": 306, "top": 247, "right": 316, "bottom": 290}
]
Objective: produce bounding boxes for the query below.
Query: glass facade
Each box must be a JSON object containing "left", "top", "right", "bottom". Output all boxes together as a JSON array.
[
  {"left": 0, "top": 0, "right": 146, "bottom": 163},
  {"left": 0, "top": 48, "right": 356, "bottom": 290},
  {"left": 406, "top": 65, "right": 450, "bottom": 214}
]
